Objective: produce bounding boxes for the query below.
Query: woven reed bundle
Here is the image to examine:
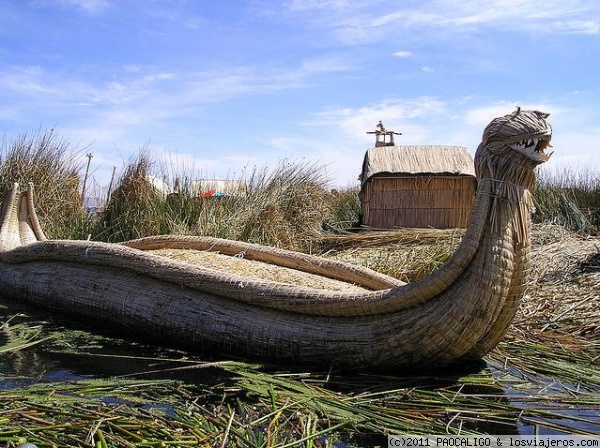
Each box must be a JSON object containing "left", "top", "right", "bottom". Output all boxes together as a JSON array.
[{"left": 0, "top": 109, "right": 556, "bottom": 370}]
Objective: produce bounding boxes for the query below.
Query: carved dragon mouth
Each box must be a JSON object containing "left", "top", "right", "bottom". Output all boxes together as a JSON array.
[
  {"left": 482, "top": 108, "right": 553, "bottom": 165},
  {"left": 508, "top": 129, "right": 553, "bottom": 163}
]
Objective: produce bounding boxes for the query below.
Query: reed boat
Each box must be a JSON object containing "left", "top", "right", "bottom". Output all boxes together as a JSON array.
[{"left": 0, "top": 109, "right": 553, "bottom": 371}]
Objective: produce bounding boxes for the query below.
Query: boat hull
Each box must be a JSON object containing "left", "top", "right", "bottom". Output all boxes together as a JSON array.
[{"left": 0, "top": 251, "right": 493, "bottom": 371}]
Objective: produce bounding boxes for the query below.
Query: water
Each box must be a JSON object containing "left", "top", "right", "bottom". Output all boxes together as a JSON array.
[
  {"left": 1, "top": 294, "right": 598, "bottom": 438},
  {"left": 0, "top": 297, "right": 230, "bottom": 386}
]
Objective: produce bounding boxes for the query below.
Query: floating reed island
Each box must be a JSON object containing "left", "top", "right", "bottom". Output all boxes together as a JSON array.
[{"left": 0, "top": 109, "right": 554, "bottom": 371}]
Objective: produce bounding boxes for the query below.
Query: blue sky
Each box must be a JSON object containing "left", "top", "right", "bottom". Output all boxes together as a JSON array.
[{"left": 1, "top": 0, "right": 599, "bottom": 190}]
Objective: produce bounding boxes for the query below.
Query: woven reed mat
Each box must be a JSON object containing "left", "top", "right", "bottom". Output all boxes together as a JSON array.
[{"left": 149, "top": 248, "right": 369, "bottom": 292}]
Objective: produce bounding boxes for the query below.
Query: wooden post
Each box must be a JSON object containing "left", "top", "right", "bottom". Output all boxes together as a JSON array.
[{"left": 82, "top": 153, "right": 93, "bottom": 208}]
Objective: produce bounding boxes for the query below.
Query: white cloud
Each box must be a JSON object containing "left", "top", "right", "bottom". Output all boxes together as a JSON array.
[
  {"left": 142, "top": 73, "right": 176, "bottom": 83},
  {"left": 465, "top": 103, "right": 558, "bottom": 127},
  {"left": 270, "top": 137, "right": 297, "bottom": 151},
  {"left": 393, "top": 50, "right": 412, "bottom": 58},
  {"left": 546, "top": 19, "right": 600, "bottom": 34},
  {"left": 184, "top": 16, "right": 206, "bottom": 30},
  {"left": 420, "top": 0, "right": 597, "bottom": 32},
  {"left": 123, "top": 65, "right": 145, "bottom": 73},
  {"left": 286, "top": 0, "right": 600, "bottom": 47},
  {"left": 67, "top": 0, "right": 109, "bottom": 13},
  {"left": 35, "top": 0, "right": 111, "bottom": 14},
  {"left": 286, "top": 0, "right": 351, "bottom": 12},
  {"left": 304, "top": 97, "right": 448, "bottom": 151},
  {"left": 297, "top": 56, "right": 354, "bottom": 74}
]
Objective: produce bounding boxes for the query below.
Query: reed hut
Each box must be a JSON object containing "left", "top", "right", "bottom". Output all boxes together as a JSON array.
[{"left": 359, "top": 140, "right": 476, "bottom": 229}]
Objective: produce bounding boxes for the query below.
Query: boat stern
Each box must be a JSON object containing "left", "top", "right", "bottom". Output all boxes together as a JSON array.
[{"left": 0, "top": 182, "right": 47, "bottom": 251}]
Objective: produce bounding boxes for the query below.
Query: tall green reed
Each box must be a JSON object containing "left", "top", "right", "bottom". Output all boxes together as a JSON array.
[
  {"left": 534, "top": 166, "right": 600, "bottom": 233},
  {"left": 0, "top": 129, "right": 87, "bottom": 239},
  {"left": 96, "top": 154, "right": 338, "bottom": 252},
  {"left": 96, "top": 149, "right": 168, "bottom": 242},
  {"left": 3, "top": 129, "right": 597, "bottom": 246}
]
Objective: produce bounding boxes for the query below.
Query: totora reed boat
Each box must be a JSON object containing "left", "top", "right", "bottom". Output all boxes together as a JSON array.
[{"left": 0, "top": 109, "right": 553, "bottom": 371}]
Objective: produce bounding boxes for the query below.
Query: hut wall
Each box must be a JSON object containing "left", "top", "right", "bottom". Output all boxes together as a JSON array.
[{"left": 361, "top": 175, "right": 476, "bottom": 229}]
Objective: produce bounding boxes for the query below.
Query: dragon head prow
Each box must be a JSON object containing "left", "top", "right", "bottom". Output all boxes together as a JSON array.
[{"left": 480, "top": 107, "right": 553, "bottom": 165}]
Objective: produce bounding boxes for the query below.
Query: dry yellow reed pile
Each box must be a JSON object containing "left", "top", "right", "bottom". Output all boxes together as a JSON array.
[
  {"left": 516, "top": 224, "right": 600, "bottom": 339},
  {"left": 326, "top": 223, "right": 599, "bottom": 341},
  {"left": 320, "top": 227, "right": 465, "bottom": 251},
  {"left": 151, "top": 248, "right": 369, "bottom": 292},
  {"left": 322, "top": 228, "right": 462, "bottom": 282}
]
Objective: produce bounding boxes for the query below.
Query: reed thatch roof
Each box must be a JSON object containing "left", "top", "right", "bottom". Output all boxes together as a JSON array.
[{"left": 360, "top": 145, "right": 475, "bottom": 187}]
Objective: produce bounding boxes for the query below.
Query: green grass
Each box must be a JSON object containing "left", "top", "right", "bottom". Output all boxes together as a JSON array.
[{"left": 0, "top": 333, "right": 597, "bottom": 447}]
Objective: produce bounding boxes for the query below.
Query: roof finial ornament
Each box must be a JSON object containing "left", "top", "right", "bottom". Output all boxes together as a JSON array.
[{"left": 367, "top": 121, "right": 402, "bottom": 147}]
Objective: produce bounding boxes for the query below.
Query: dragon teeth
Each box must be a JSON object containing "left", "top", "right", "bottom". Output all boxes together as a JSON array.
[{"left": 525, "top": 138, "right": 538, "bottom": 149}]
